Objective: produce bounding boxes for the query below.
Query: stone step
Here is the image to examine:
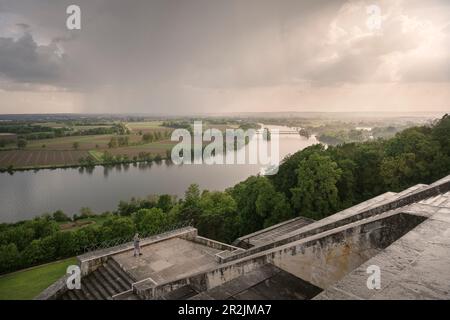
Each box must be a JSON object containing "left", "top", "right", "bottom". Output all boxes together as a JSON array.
[
  {"left": 66, "top": 290, "right": 78, "bottom": 300},
  {"left": 97, "top": 266, "right": 125, "bottom": 293},
  {"left": 107, "top": 259, "right": 134, "bottom": 287},
  {"left": 102, "top": 264, "right": 129, "bottom": 292},
  {"left": 104, "top": 261, "right": 132, "bottom": 291},
  {"left": 83, "top": 276, "right": 103, "bottom": 300},
  {"left": 58, "top": 260, "right": 135, "bottom": 300},
  {"left": 73, "top": 289, "right": 85, "bottom": 300},
  {"left": 79, "top": 285, "right": 94, "bottom": 300},
  {"left": 92, "top": 268, "right": 117, "bottom": 297},
  {"left": 88, "top": 273, "right": 110, "bottom": 299}
]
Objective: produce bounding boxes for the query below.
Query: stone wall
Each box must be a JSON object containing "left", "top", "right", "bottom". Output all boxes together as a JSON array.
[
  {"left": 143, "top": 212, "right": 425, "bottom": 299},
  {"left": 270, "top": 213, "right": 425, "bottom": 289},
  {"left": 221, "top": 179, "right": 449, "bottom": 264}
]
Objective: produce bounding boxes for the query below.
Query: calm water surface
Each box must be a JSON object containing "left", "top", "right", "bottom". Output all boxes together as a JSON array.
[{"left": 0, "top": 126, "right": 319, "bottom": 222}]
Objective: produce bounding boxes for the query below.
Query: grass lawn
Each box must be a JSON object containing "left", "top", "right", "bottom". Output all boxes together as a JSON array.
[
  {"left": 0, "top": 257, "right": 77, "bottom": 300},
  {"left": 27, "top": 134, "right": 114, "bottom": 149}
]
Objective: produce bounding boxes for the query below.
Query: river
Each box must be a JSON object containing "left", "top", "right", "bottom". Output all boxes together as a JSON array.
[{"left": 0, "top": 125, "right": 319, "bottom": 222}]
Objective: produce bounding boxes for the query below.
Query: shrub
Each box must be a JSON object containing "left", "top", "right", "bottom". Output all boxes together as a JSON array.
[{"left": 52, "top": 210, "right": 71, "bottom": 222}]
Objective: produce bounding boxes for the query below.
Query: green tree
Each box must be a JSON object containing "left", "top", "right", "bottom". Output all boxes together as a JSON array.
[
  {"left": 290, "top": 153, "right": 342, "bottom": 219},
  {"left": 269, "top": 144, "right": 325, "bottom": 199},
  {"left": 380, "top": 153, "right": 416, "bottom": 190},
  {"left": 79, "top": 207, "right": 94, "bottom": 219},
  {"left": 178, "top": 184, "right": 202, "bottom": 223},
  {"left": 52, "top": 232, "right": 76, "bottom": 258},
  {"left": 157, "top": 195, "right": 173, "bottom": 213},
  {"left": 386, "top": 128, "right": 442, "bottom": 184},
  {"left": 133, "top": 208, "right": 169, "bottom": 235},
  {"left": 101, "top": 217, "right": 135, "bottom": 241},
  {"left": 335, "top": 158, "right": 357, "bottom": 208},
  {"left": 17, "top": 139, "right": 27, "bottom": 149},
  {"left": 52, "top": 210, "right": 71, "bottom": 222},
  {"left": 154, "top": 154, "right": 162, "bottom": 163},
  {"left": 432, "top": 114, "right": 450, "bottom": 154},
  {"left": 197, "top": 191, "right": 237, "bottom": 242},
  {"left": 0, "top": 244, "right": 20, "bottom": 273},
  {"left": 229, "top": 176, "right": 292, "bottom": 235},
  {"left": 142, "top": 133, "right": 154, "bottom": 143},
  {"left": 108, "top": 136, "right": 118, "bottom": 148},
  {"left": 29, "top": 217, "right": 58, "bottom": 239},
  {"left": 352, "top": 143, "right": 385, "bottom": 199}
]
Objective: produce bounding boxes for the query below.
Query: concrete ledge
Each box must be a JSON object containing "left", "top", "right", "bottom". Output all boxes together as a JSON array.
[
  {"left": 193, "top": 236, "right": 242, "bottom": 251},
  {"left": 78, "top": 227, "right": 198, "bottom": 276}
]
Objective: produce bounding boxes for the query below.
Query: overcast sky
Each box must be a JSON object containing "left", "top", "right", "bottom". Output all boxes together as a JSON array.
[{"left": 0, "top": 0, "right": 449, "bottom": 115}]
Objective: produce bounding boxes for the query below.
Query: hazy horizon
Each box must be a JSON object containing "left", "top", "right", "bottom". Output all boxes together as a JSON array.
[
  {"left": 0, "top": 0, "right": 449, "bottom": 115},
  {"left": 0, "top": 111, "right": 447, "bottom": 119}
]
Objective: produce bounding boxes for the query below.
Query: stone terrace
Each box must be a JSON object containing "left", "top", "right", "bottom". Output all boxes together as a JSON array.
[
  {"left": 37, "top": 175, "right": 450, "bottom": 300},
  {"left": 113, "top": 237, "right": 221, "bottom": 284}
]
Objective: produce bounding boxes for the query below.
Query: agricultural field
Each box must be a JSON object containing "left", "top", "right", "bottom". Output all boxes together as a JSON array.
[
  {"left": 107, "top": 141, "right": 177, "bottom": 158},
  {"left": 26, "top": 134, "right": 143, "bottom": 150},
  {"left": 0, "top": 120, "right": 177, "bottom": 169},
  {"left": 126, "top": 121, "right": 164, "bottom": 129},
  {"left": 126, "top": 121, "right": 173, "bottom": 135},
  {"left": 0, "top": 150, "right": 89, "bottom": 168},
  {"left": 0, "top": 119, "right": 245, "bottom": 170}
]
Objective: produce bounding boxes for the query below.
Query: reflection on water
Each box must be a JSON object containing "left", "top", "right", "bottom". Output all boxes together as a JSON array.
[{"left": 0, "top": 126, "right": 320, "bottom": 223}]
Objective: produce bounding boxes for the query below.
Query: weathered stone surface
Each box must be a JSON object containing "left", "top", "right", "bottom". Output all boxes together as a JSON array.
[
  {"left": 114, "top": 237, "right": 221, "bottom": 284},
  {"left": 190, "top": 264, "right": 321, "bottom": 300},
  {"left": 43, "top": 175, "right": 450, "bottom": 300},
  {"left": 315, "top": 209, "right": 450, "bottom": 300}
]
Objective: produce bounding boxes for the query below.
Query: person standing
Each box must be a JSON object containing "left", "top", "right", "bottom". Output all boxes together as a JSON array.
[{"left": 133, "top": 233, "right": 142, "bottom": 257}]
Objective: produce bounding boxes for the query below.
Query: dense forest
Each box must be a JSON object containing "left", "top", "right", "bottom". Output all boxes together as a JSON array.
[{"left": 0, "top": 115, "right": 449, "bottom": 274}]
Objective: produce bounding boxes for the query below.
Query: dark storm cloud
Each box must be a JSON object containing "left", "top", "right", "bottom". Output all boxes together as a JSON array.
[
  {"left": 0, "top": 33, "right": 66, "bottom": 85},
  {"left": 15, "top": 22, "right": 30, "bottom": 30},
  {"left": 0, "top": 0, "right": 449, "bottom": 113},
  {"left": 0, "top": 0, "right": 344, "bottom": 89}
]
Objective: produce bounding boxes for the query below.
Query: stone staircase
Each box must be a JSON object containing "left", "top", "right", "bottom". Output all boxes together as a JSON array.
[
  {"left": 233, "top": 217, "right": 314, "bottom": 248},
  {"left": 60, "top": 259, "right": 135, "bottom": 300}
]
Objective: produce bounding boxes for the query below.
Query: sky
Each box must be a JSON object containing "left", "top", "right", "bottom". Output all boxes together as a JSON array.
[{"left": 0, "top": 0, "right": 449, "bottom": 115}]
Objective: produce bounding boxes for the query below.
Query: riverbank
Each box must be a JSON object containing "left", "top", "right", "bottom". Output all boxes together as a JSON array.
[{"left": 0, "top": 154, "right": 170, "bottom": 174}]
